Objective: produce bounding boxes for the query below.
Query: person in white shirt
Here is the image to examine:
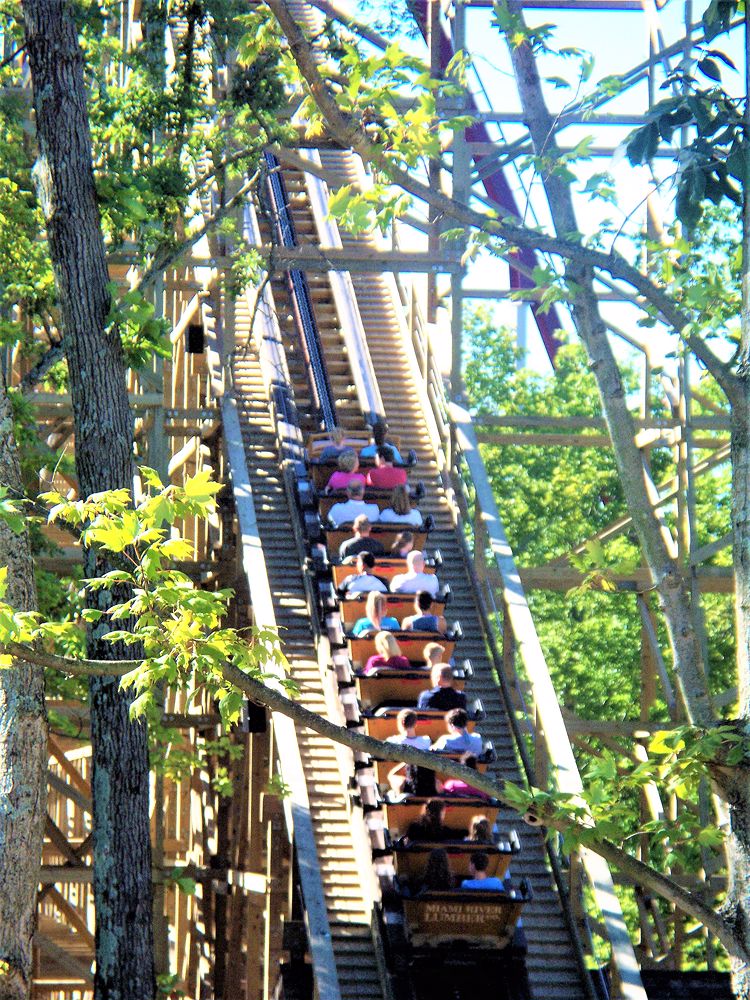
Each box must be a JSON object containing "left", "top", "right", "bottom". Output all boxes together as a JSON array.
[
  {"left": 431, "top": 708, "right": 483, "bottom": 754},
  {"left": 390, "top": 551, "right": 439, "bottom": 597},
  {"left": 386, "top": 709, "right": 431, "bottom": 750},
  {"left": 339, "top": 552, "right": 388, "bottom": 597},
  {"left": 328, "top": 481, "right": 380, "bottom": 528}
]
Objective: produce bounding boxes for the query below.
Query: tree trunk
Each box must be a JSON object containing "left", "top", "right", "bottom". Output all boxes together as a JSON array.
[
  {"left": 20, "top": 3, "right": 155, "bottom": 999},
  {"left": 506, "top": 17, "right": 750, "bottom": 992},
  {"left": 507, "top": 33, "right": 713, "bottom": 727},
  {"left": 0, "top": 383, "right": 46, "bottom": 1000}
]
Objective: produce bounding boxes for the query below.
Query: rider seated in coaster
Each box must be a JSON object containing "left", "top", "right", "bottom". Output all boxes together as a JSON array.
[
  {"left": 366, "top": 446, "right": 408, "bottom": 490},
  {"left": 317, "top": 426, "right": 348, "bottom": 463},
  {"left": 362, "top": 631, "right": 412, "bottom": 675},
  {"left": 390, "top": 551, "right": 439, "bottom": 597},
  {"left": 460, "top": 852, "right": 506, "bottom": 891},
  {"left": 339, "top": 552, "right": 388, "bottom": 597},
  {"left": 325, "top": 448, "right": 366, "bottom": 493},
  {"left": 339, "top": 514, "right": 386, "bottom": 563},
  {"left": 401, "top": 591, "right": 446, "bottom": 633},
  {"left": 360, "top": 419, "right": 404, "bottom": 464},
  {"left": 350, "top": 591, "right": 400, "bottom": 637},
  {"left": 417, "top": 665, "right": 467, "bottom": 712},
  {"left": 431, "top": 708, "right": 483, "bottom": 755},
  {"left": 379, "top": 484, "right": 423, "bottom": 527},
  {"left": 328, "top": 481, "right": 380, "bottom": 528}
]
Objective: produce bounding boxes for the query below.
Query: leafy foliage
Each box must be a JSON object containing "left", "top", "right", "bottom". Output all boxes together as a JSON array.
[{"left": 0, "top": 471, "right": 291, "bottom": 734}]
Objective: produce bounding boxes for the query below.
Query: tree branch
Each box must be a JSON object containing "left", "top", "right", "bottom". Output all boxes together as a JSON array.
[
  {"left": 19, "top": 340, "right": 65, "bottom": 395},
  {"left": 264, "top": 0, "right": 739, "bottom": 401},
  {"left": 135, "top": 173, "right": 259, "bottom": 295},
  {"left": 8, "top": 637, "right": 745, "bottom": 959},
  {"left": 5, "top": 641, "right": 137, "bottom": 676}
]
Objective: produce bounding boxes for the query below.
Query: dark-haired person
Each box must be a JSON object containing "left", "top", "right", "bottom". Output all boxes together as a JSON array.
[
  {"left": 366, "top": 446, "right": 408, "bottom": 490},
  {"left": 360, "top": 420, "right": 404, "bottom": 464},
  {"left": 405, "top": 799, "right": 452, "bottom": 842},
  {"left": 339, "top": 515, "right": 385, "bottom": 563},
  {"left": 390, "top": 530, "right": 415, "bottom": 559},
  {"left": 420, "top": 848, "right": 453, "bottom": 893},
  {"left": 460, "top": 852, "right": 506, "bottom": 891},
  {"left": 417, "top": 665, "right": 466, "bottom": 711},
  {"left": 431, "top": 708, "right": 482, "bottom": 755},
  {"left": 386, "top": 709, "right": 431, "bottom": 750},
  {"left": 402, "top": 591, "right": 446, "bottom": 633},
  {"left": 465, "top": 815, "right": 494, "bottom": 845},
  {"left": 339, "top": 552, "right": 388, "bottom": 596}
]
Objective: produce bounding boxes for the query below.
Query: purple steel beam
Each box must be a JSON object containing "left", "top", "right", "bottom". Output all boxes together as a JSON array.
[{"left": 410, "top": 0, "right": 564, "bottom": 363}]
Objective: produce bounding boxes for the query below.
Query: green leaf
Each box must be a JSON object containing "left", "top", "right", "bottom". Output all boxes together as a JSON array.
[
  {"left": 697, "top": 57, "right": 722, "bottom": 82},
  {"left": 140, "top": 466, "right": 164, "bottom": 491}
]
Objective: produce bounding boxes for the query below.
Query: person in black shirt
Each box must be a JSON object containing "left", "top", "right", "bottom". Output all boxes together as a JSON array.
[
  {"left": 416, "top": 664, "right": 467, "bottom": 711},
  {"left": 339, "top": 514, "right": 386, "bottom": 563}
]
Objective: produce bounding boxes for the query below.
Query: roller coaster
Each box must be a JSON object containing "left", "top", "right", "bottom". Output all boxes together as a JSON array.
[{"left": 229, "top": 137, "right": 602, "bottom": 999}]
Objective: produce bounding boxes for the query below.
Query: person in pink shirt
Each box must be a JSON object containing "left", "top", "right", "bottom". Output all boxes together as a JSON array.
[
  {"left": 326, "top": 448, "right": 366, "bottom": 493},
  {"left": 366, "top": 446, "right": 408, "bottom": 490},
  {"left": 362, "top": 631, "right": 412, "bottom": 675}
]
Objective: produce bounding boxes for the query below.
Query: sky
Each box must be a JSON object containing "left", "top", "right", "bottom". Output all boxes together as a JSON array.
[{"left": 352, "top": 0, "right": 744, "bottom": 380}]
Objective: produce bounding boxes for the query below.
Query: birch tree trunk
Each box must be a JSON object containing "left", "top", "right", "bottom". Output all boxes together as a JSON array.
[
  {"left": 507, "top": 35, "right": 713, "bottom": 725},
  {"left": 0, "top": 384, "right": 45, "bottom": 1000},
  {"left": 20, "top": 3, "right": 155, "bottom": 998},
  {"left": 507, "top": 17, "right": 750, "bottom": 995}
]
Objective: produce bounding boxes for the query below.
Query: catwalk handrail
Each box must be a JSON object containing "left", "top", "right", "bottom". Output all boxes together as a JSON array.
[{"left": 395, "top": 288, "right": 645, "bottom": 998}]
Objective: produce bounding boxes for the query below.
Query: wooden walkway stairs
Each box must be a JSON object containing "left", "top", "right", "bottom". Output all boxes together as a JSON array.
[{"left": 230, "top": 337, "right": 387, "bottom": 1000}]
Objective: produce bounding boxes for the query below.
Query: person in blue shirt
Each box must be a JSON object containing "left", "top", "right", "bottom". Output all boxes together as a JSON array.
[
  {"left": 402, "top": 591, "right": 446, "bottom": 633},
  {"left": 431, "top": 708, "right": 482, "bottom": 754},
  {"left": 461, "top": 852, "right": 506, "bottom": 891},
  {"left": 350, "top": 591, "right": 400, "bottom": 636},
  {"left": 360, "top": 420, "right": 404, "bottom": 465}
]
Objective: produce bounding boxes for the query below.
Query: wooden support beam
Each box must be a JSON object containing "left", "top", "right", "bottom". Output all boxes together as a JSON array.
[
  {"left": 519, "top": 565, "right": 734, "bottom": 593},
  {"left": 44, "top": 887, "right": 95, "bottom": 949},
  {"left": 109, "top": 246, "right": 464, "bottom": 275},
  {"left": 47, "top": 770, "right": 92, "bottom": 815},
  {"left": 34, "top": 934, "right": 94, "bottom": 986}
]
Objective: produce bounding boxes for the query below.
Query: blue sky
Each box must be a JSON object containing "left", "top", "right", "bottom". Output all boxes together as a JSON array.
[{"left": 353, "top": 1, "right": 744, "bottom": 376}]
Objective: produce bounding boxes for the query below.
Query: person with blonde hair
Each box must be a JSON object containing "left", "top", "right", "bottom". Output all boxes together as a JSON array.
[
  {"left": 379, "top": 484, "right": 422, "bottom": 526},
  {"left": 351, "top": 591, "right": 400, "bottom": 636},
  {"left": 326, "top": 448, "right": 366, "bottom": 493},
  {"left": 318, "top": 426, "right": 347, "bottom": 463},
  {"left": 363, "top": 631, "right": 411, "bottom": 675}
]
